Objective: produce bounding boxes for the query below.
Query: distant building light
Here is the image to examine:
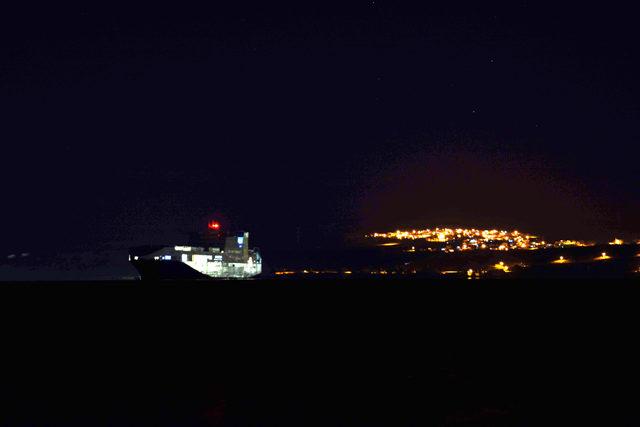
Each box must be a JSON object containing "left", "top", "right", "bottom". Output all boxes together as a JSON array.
[{"left": 491, "top": 261, "right": 510, "bottom": 272}]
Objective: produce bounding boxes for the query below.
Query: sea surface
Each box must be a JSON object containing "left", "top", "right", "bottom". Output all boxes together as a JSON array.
[{"left": 2, "top": 280, "right": 640, "bottom": 426}]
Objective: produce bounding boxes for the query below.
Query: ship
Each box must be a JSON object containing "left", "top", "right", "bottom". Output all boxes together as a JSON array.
[{"left": 129, "top": 230, "right": 262, "bottom": 280}]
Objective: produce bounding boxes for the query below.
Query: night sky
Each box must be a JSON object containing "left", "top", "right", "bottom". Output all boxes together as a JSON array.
[{"left": 2, "top": 3, "right": 639, "bottom": 253}]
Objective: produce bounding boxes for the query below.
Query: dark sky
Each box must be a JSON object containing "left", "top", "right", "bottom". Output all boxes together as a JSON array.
[{"left": 2, "top": 3, "right": 639, "bottom": 252}]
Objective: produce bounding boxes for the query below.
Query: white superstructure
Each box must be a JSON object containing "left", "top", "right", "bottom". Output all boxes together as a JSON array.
[
  {"left": 173, "top": 245, "right": 262, "bottom": 278},
  {"left": 132, "top": 231, "right": 262, "bottom": 279}
]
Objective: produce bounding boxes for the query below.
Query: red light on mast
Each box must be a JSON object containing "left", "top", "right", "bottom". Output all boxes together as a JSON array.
[{"left": 208, "top": 221, "right": 221, "bottom": 231}]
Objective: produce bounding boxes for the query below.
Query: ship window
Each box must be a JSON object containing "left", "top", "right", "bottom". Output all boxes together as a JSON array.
[{"left": 181, "top": 254, "right": 188, "bottom": 262}]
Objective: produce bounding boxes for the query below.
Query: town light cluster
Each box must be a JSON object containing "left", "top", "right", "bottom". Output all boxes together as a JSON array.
[
  {"left": 554, "top": 240, "right": 595, "bottom": 247},
  {"left": 367, "top": 227, "right": 546, "bottom": 251}
]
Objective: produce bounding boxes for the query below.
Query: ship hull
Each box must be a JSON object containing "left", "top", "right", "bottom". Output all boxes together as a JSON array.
[
  {"left": 129, "top": 231, "right": 262, "bottom": 280},
  {"left": 131, "top": 259, "right": 213, "bottom": 281}
]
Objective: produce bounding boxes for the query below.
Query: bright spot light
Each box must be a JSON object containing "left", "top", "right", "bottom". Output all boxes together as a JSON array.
[{"left": 493, "top": 262, "right": 509, "bottom": 272}]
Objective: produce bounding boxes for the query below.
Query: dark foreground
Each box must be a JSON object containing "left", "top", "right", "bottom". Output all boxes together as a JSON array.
[{"left": 2, "top": 279, "right": 640, "bottom": 426}]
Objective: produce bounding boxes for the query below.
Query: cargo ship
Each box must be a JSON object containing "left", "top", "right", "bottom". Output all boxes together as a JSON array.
[{"left": 129, "top": 230, "right": 262, "bottom": 280}]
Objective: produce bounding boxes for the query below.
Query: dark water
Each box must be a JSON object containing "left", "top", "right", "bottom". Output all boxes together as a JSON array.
[{"left": 2, "top": 280, "right": 640, "bottom": 426}]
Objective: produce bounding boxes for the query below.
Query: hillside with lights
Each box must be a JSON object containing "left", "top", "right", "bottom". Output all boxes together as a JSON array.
[{"left": 268, "top": 227, "right": 640, "bottom": 279}]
